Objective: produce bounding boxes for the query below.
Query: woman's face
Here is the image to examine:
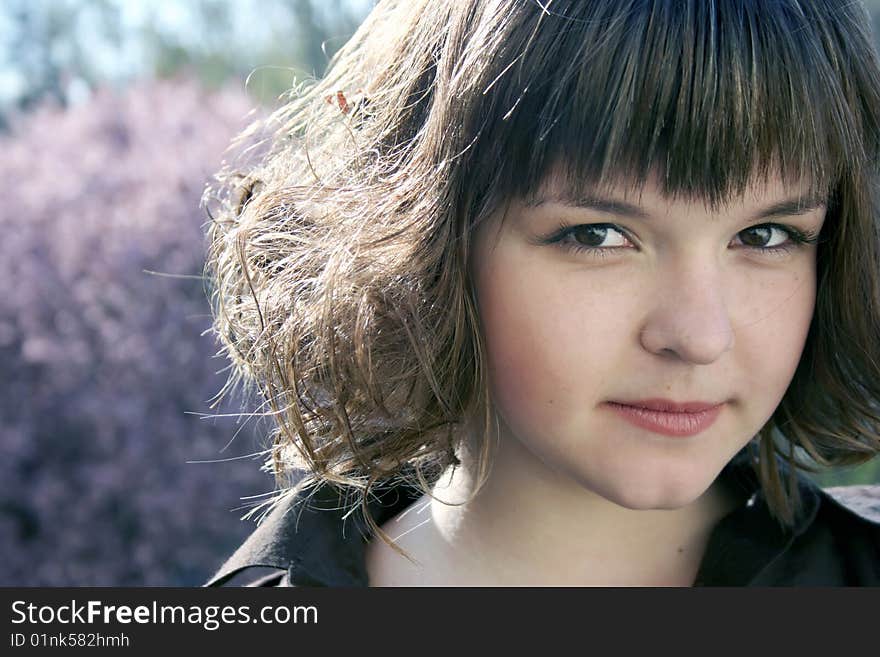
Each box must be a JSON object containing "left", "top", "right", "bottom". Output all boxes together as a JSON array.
[{"left": 470, "top": 173, "right": 827, "bottom": 509}]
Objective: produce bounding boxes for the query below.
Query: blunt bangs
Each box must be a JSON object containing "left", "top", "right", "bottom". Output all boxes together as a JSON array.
[{"left": 464, "top": 0, "right": 880, "bottom": 211}]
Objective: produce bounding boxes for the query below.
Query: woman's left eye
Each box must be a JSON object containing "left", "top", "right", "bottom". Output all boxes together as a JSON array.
[
  {"left": 734, "top": 225, "right": 792, "bottom": 250},
  {"left": 731, "top": 223, "right": 821, "bottom": 255}
]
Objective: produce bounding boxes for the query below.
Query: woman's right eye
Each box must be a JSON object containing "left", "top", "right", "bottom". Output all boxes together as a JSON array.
[{"left": 547, "top": 223, "right": 636, "bottom": 257}]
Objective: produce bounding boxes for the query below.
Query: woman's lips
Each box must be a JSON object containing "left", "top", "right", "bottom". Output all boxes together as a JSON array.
[{"left": 604, "top": 401, "right": 724, "bottom": 437}]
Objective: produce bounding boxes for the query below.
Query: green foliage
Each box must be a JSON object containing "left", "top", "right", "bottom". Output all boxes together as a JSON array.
[{"left": 808, "top": 457, "right": 880, "bottom": 488}]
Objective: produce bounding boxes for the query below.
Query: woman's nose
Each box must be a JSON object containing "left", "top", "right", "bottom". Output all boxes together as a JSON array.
[{"left": 638, "top": 263, "right": 735, "bottom": 364}]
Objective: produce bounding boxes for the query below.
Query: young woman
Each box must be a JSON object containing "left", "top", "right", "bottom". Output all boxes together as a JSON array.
[{"left": 203, "top": 0, "right": 880, "bottom": 586}]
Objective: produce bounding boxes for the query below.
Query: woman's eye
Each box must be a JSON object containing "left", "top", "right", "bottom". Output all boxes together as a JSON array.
[
  {"left": 734, "top": 225, "right": 790, "bottom": 249},
  {"left": 569, "top": 225, "right": 630, "bottom": 248},
  {"left": 553, "top": 224, "right": 633, "bottom": 255}
]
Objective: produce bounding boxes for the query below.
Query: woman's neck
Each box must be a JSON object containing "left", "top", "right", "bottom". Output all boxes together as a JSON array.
[{"left": 367, "top": 424, "right": 742, "bottom": 586}]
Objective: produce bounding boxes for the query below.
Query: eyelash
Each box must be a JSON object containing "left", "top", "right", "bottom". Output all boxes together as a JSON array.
[{"left": 543, "top": 222, "right": 822, "bottom": 260}]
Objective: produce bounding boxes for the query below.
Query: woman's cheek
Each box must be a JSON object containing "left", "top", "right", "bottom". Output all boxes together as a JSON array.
[
  {"left": 735, "top": 268, "right": 817, "bottom": 405},
  {"left": 479, "top": 279, "right": 550, "bottom": 421},
  {"left": 478, "top": 266, "right": 609, "bottom": 433}
]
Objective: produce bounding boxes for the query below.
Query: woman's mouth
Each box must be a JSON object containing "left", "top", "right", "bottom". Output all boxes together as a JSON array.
[{"left": 603, "top": 400, "right": 725, "bottom": 437}]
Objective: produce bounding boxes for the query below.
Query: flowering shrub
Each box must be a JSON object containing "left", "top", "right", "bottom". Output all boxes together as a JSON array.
[{"left": 0, "top": 79, "right": 273, "bottom": 585}]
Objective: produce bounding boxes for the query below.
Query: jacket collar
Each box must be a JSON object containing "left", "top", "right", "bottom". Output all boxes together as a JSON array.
[
  {"left": 692, "top": 448, "right": 821, "bottom": 585},
  {"left": 205, "top": 446, "right": 825, "bottom": 587},
  {"left": 205, "top": 478, "right": 420, "bottom": 586}
]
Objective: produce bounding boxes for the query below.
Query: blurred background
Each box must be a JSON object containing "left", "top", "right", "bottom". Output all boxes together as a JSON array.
[{"left": 1, "top": 0, "right": 879, "bottom": 586}]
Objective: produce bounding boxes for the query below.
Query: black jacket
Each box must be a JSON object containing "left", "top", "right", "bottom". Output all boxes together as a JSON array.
[{"left": 205, "top": 451, "right": 880, "bottom": 587}]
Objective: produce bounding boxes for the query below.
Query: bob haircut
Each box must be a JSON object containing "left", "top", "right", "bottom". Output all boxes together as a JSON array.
[{"left": 204, "top": 0, "right": 880, "bottom": 542}]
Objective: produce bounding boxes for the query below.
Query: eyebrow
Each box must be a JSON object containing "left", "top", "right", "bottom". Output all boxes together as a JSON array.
[{"left": 525, "top": 192, "right": 827, "bottom": 221}]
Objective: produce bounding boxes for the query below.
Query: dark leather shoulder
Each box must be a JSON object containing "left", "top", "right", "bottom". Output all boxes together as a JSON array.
[
  {"left": 244, "top": 570, "right": 289, "bottom": 587},
  {"left": 204, "top": 480, "right": 423, "bottom": 587},
  {"left": 820, "top": 484, "right": 880, "bottom": 526}
]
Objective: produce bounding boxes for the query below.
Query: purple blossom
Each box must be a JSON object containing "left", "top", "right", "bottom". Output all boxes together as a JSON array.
[{"left": 0, "top": 78, "right": 273, "bottom": 585}]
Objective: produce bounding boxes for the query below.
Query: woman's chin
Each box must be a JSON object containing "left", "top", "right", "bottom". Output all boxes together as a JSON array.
[{"left": 568, "top": 467, "right": 720, "bottom": 512}]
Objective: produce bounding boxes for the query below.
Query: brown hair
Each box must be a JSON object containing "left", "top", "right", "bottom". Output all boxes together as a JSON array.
[{"left": 203, "top": 0, "right": 880, "bottom": 543}]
